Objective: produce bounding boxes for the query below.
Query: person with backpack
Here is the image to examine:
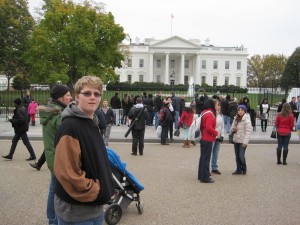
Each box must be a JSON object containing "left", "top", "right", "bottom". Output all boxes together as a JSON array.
[
  {"left": 159, "top": 99, "right": 173, "bottom": 145},
  {"left": 128, "top": 97, "right": 148, "bottom": 155},
  {"left": 198, "top": 99, "right": 218, "bottom": 183},
  {"left": 178, "top": 106, "right": 194, "bottom": 148}
]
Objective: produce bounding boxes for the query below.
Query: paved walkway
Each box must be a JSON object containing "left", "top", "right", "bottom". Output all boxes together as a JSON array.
[
  {"left": 1, "top": 142, "right": 300, "bottom": 225},
  {"left": 0, "top": 118, "right": 299, "bottom": 143}
]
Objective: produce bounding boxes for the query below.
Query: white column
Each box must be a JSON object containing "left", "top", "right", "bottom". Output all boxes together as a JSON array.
[
  {"left": 180, "top": 53, "right": 185, "bottom": 84},
  {"left": 165, "top": 53, "right": 169, "bottom": 84},
  {"left": 195, "top": 54, "right": 200, "bottom": 85},
  {"left": 149, "top": 53, "right": 153, "bottom": 82}
]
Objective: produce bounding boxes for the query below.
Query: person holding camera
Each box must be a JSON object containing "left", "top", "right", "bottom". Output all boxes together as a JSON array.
[{"left": 211, "top": 99, "right": 225, "bottom": 175}]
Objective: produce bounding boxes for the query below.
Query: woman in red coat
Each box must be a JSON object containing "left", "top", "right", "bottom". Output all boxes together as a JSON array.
[
  {"left": 178, "top": 107, "right": 194, "bottom": 148},
  {"left": 198, "top": 99, "right": 218, "bottom": 183},
  {"left": 275, "top": 103, "right": 294, "bottom": 165}
]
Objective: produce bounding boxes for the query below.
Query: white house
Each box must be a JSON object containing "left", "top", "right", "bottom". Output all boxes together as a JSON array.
[{"left": 115, "top": 36, "right": 248, "bottom": 87}]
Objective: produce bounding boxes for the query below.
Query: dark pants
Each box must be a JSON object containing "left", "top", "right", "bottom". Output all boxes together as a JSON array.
[
  {"left": 277, "top": 133, "right": 291, "bottom": 151},
  {"left": 198, "top": 140, "right": 213, "bottom": 181},
  {"left": 233, "top": 143, "right": 247, "bottom": 173},
  {"left": 261, "top": 119, "right": 267, "bottom": 131},
  {"left": 147, "top": 111, "right": 154, "bottom": 126},
  {"left": 132, "top": 129, "right": 145, "bottom": 154},
  {"left": 36, "top": 151, "right": 46, "bottom": 167},
  {"left": 161, "top": 125, "right": 169, "bottom": 144},
  {"left": 9, "top": 132, "right": 36, "bottom": 158},
  {"left": 169, "top": 122, "right": 173, "bottom": 140}
]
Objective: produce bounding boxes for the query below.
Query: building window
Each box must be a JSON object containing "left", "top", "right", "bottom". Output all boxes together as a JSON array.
[
  {"left": 225, "top": 77, "right": 229, "bottom": 86},
  {"left": 213, "top": 76, "right": 217, "bottom": 87},
  {"left": 170, "top": 80, "right": 175, "bottom": 85},
  {"left": 156, "top": 75, "right": 161, "bottom": 83},
  {"left": 127, "top": 75, "right": 132, "bottom": 83},
  {"left": 237, "top": 61, "right": 241, "bottom": 70},
  {"left": 128, "top": 59, "right": 132, "bottom": 67},
  {"left": 156, "top": 60, "right": 161, "bottom": 68},
  {"left": 184, "top": 76, "right": 189, "bottom": 85},
  {"left": 170, "top": 60, "right": 175, "bottom": 68},
  {"left": 184, "top": 60, "right": 189, "bottom": 69},
  {"left": 201, "top": 76, "right": 206, "bottom": 85},
  {"left": 213, "top": 61, "right": 218, "bottom": 69},
  {"left": 139, "top": 59, "right": 144, "bottom": 68},
  {"left": 202, "top": 60, "right": 206, "bottom": 69},
  {"left": 139, "top": 75, "right": 144, "bottom": 82},
  {"left": 236, "top": 77, "right": 241, "bottom": 86},
  {"left": 225, "top": 61, "right": 229, "bottom": 70}
]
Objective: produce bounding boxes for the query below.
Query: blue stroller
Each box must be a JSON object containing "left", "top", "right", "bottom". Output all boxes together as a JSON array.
[{"left": 104, "top": 147, "right": 144, "bottom": 225}]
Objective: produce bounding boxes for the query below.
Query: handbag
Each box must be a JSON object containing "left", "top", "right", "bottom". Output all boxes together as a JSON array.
[
  {"left": 270, "top": 126, "right": 278, "bottom": 139},
  {"left": 174, "top": 128, "right": 180, "bottom": 137},
  {"left": 228, "top": 132, "right": 234, "bottom": 144},
  {"left": 260, "top": 113, "right": 266, "bottom": 120}
]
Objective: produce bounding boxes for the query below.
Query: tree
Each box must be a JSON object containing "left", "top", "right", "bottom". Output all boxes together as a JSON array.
[
  {"left": 25, "top": 0, "right": 126, "bottom": 88},
  {"left": 0, "top": 0, "right": 35, "bottom": 90},
  {"left": 247, "top": 54, "right": 287, "bottom": 88},
  {"left": 12, "top": 74, "right": 30, "bottom": 91},
  {"left": 282, "top": 47, "right": 300, "bottom": 90}
]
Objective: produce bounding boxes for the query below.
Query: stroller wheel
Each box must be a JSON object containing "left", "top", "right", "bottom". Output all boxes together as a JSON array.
[
  {"left": 136, "top": 201, "right": 144, "bottom": 214},
  {"left": 105, "top": 204, "right": 122, "bottom": 225}
]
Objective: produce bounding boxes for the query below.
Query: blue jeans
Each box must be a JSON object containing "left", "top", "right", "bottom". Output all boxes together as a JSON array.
[
  {"left": 174, "top": 111, "right": 179, "bottom": 129},
  {"left": 198, "top": 140, "right": 213, "bottom": 181},
  {"left": 154, "top": 112, "right": 159, "bottom": 129},
  {"left": 57, "top": 213, "right": 104, "bottom": 225},
  {"left": 211, "top": 141, "right": 221, "bottom": 170},
  {"left": 48, "top": 173, "right": 57, "bottom": 225},
  {"left": 233, "top": 143, "right": 247, "bottom": 173},
  {"left": 277, "top": 133, "right": 291, "bottom": 151},
  {"left": 223, "top": 115, "right": 231, "bottom": 133},
  {"left": 121, "top": 111, "right": 127, "bottom": 125}
]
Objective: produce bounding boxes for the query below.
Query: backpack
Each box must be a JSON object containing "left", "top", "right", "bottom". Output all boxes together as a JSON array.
[
  {"left": 193, "top": 111, "right": 212, "bottom": 140},
  {"left": 159, "top": 107, "right": 173, "bottom": 126}
]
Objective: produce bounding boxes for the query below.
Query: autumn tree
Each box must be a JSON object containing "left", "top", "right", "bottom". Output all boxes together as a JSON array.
[
  {"left": 281, "top": 47, "right": 300, "bottom": 90},
  {"left": 247, "top": 54, "right": 287, "bottom": 88},
  {"left": 0, "top": 0, "right": 35, "bottom": 90},
  {"left": 25, "top": 0, "right": 126, "bottom": 87}
]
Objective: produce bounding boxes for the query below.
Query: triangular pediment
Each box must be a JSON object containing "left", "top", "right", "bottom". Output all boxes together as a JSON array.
[{"left": 150, "top": 36, "right": 200, "bottom": 49}]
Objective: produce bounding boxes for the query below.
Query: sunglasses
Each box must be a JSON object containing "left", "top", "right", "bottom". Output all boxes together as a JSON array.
[{"left": 79, "top": 92, "right": 102, "bottom": 98}]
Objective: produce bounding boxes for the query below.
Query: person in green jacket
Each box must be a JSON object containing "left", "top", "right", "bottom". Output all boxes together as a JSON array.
[{"left": 38, "top": 85, "right": 72, "bottom": 225}]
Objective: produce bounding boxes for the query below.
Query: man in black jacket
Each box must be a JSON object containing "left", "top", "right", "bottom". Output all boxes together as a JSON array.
[
  {"left": 2, "top": 98, "right": 36, "bottom": 160},
  {"left": 128, "top": 97, "right": 148, "bottom": 155},
  {"left": 110, "top": 92, "right": 121, "bottom": 126}
]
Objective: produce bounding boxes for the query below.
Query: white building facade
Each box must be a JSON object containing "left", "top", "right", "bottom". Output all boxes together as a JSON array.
[{"left": 115, "top": 36, "right": 248, "bottom": 87}]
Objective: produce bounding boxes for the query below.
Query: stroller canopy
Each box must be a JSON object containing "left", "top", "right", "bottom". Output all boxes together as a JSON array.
[{"left": 106, "top": 147, "right": 144, "bottom": 191}]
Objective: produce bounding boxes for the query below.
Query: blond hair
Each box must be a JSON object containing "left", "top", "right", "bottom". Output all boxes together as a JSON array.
[{"left": 74, "top": 76, "right": 103, "bottom": 95}]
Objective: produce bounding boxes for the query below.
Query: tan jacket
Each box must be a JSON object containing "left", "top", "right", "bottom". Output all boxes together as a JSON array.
[{"left": 231, "top": 113, "right": 252, "bottom": 145}]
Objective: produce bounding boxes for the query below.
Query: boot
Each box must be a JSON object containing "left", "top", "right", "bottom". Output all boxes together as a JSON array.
[
  {"left": 191, "top": 141, "right": 196, "bottom": 146},
  {"left": 182, "top": 140, "right": 187, "bottom": 148},
  {"left": 277, "top": 149, "right": 282, "bottom": 164},
  {"left": 186, "top": 141, "right": 191, "bottom": 148},
  {"left": 283, "top": 150, "right": 288, "bottom": 165},
  {"left": 32, "top": 120, "right": 35, "bottom": 126}
]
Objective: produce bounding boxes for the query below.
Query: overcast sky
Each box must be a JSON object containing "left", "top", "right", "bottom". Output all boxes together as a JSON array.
[{"left": 28, "top": 0, "right": 300, "bottom": 57}]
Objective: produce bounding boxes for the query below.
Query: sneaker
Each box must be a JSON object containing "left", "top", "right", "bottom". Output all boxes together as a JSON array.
[
  {"left": 29, "top": 162, "right": 41, "bottom": 171},
  {"left": 131, "top": 152, "right": 137, "bottom": 156},
  {"left": 200, "top": 178, "right": 215, "bottom": 183},
  {"left": 211, "top": 170, "right": 221, "bottom": 175},
  {"left": 2, "top": 155, "right": 12, "bottom": 160}
]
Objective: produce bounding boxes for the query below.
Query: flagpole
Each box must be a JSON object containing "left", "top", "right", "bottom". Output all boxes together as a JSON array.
[{"left": 171, "top": 13, "right": 174, "bottom": 36}]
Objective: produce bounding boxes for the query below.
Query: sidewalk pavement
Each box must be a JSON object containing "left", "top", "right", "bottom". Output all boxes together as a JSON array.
[{"left": 0, "top": 118, "right": 299, "bottom": 144}]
